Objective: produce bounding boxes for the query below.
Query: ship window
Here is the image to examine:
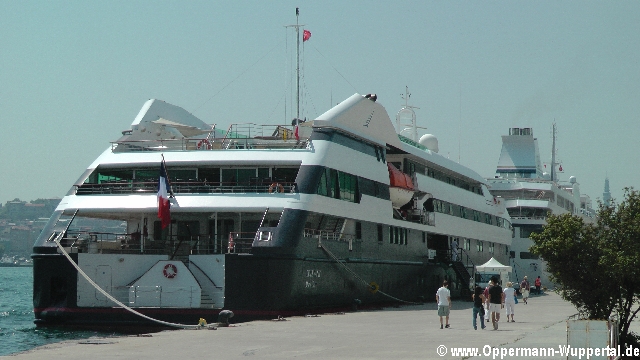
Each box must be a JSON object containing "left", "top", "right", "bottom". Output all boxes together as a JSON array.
[
  {"left": 317, "top": 170, "right": 328, "bottom": 196},
  {"left": 272, "top": 167, "right": 299, "bottom": 183},
  {"left": 377, "top": 224, "right": 383, "bottom": 242},
  {"left": 169, "top": 169, "right": 197, "bottom": 182},
  {"left": 134, "top": 169, "right": 158, "bottom": 182},
  {"left": 464, "top": 238, "right": 470, "bottom": 251},
  {"left": 199, "top": 168, "right": 221, "bottom": 183},
  {"left": 519, "top": 225, "right": 543, "bottom": 239},
  {"left": 338, "top": 171, "right": 358, "bottom": 202},
  {"left": 355, "top": 222, "right": 362, "bottom": 239},
  {"left": 94, "top": 169, "right": 133, "bottom": 184},
  {"left": 477, "top": 240, "right": 484, "bottom": 252},
  {"left": 489, "top": 242, "right": 494, "bottom": 253},
  {"left": 221, "top": 168, "right": 259, "bottom": 185},
  {"left": 258, "top": 168, "right": 270, "bottom": 179},
  {"left": 519, "top": 252, "right": 539, "bottom": 260}
]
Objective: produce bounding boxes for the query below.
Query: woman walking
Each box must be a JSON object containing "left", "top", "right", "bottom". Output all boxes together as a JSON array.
[{"left": 503, "top": 282, "right": 516, "bottom": 322}]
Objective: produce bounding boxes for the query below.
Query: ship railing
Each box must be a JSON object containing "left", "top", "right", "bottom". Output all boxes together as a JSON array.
[
  {"left": 303, "top": 228, "right": 355, "bottom": 242},
  {"left": 74, "top": 181, "right": 298, "bottom": 195},
  {"left": 227, "top": 232, "right": 255, "bottom": 254},
  {"left": 57, "top": 231, "right": 235, "bottom": 256},
  {"left": 510, "top": 216, "right": 548, "bottom": 220},
  {"left": 458, "top": 248, "right": 477, "bottom": 290},
  {"left": 111, "top": 124, "right": 309, "bottom": 153},
  {"left": 304, "top": 228, "right": 357, "bottom": 251}
]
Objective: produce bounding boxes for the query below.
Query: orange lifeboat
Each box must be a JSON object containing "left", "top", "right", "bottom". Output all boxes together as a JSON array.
[{"left": 387, "top": 163, "right": 415, "bottom": 208}]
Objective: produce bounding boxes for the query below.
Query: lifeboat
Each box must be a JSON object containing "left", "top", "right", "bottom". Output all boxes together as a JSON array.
[{"left": 387, "top": 163, "right": 415, "bottom": 208}]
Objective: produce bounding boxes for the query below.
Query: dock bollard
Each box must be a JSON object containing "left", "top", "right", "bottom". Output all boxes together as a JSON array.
[{"left": 217, "top": 310, "right": 234, "bottom": 327}]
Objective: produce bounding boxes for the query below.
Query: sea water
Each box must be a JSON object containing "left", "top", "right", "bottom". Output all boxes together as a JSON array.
[{"left": 0, "top": 267, "right": 110, "bottom": 356}]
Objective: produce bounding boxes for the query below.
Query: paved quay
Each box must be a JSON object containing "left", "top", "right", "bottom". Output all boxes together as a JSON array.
[{"left": 6, "top": 292, "right": 580, "bottom": 360}]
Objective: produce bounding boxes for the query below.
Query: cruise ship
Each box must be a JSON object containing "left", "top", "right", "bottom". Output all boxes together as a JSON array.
[
  {"left": 32, "top": 93, "right": 512, "bottom": 329},
  {"left": 487, "top": 126, "right": 596, "bottom": 290}
]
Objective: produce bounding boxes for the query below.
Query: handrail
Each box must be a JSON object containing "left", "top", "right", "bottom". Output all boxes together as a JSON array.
[
  {"left": 74, "top": 181, "right": 298, "bottom": 195},
  {"left": 458, "top": 247, "right": 477, "bottom": 289}
]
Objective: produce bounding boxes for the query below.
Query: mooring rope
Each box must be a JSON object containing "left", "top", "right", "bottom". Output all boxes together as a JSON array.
[
  {"left": 318, "top": 243, "right": 423, "bottom": 305},
  {"left": 53, "top": 232, "right": 213, "bottom": 330}
]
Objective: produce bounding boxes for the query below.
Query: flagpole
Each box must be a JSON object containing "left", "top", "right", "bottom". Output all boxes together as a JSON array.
[
  {"left": 161, "top": 154, "right": 174, "bottom": 198},
  {"left": 296, "top": 7, "right": 300, "bottom": 122}
]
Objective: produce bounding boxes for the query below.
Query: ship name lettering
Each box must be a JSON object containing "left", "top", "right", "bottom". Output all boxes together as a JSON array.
[
  {"left": 363, "top": 111, "right": 374, "bottom": 127},
  {"left": 306, "top": 269, "right": 321, "bottom": 278}
]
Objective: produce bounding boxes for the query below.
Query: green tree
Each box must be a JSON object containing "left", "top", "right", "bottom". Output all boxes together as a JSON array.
[{"left": 531, "top": 187, "right": 640, "bottom": 349}]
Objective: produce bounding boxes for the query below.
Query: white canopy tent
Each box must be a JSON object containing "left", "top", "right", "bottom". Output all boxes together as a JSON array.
[{"left": 475, "top": 257, "right": 512, "bottom": 287}]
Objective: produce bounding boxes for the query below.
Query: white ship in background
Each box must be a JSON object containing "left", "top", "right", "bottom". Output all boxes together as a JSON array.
[{"left": 487, "top": 125, "right": 596, "bottom": 289}]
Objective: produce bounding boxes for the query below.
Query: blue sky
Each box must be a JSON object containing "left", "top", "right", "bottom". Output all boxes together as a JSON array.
[{"left": 1, "top": 1, "right": 638, "bottom": 206}]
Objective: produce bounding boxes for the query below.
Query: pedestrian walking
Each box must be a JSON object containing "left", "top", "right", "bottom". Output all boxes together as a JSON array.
[
  {"left": 487, "top": 276, "right": 504, "bottom": 330},
  {"left": 436, "top": 280, "right": 451, "bottom": 329},
  {"left": 520, "top": 276, "right": 530, "bottom": 304},
  {"left": 535, "top": 276, "right": 542, "bottom": 295},
  {"left": 483, "top": 280, "right": 493, "bottom": 323},
  {"left": 503, "top": 282, "right": 516, "bottom": 322},
  {"left": 472, "top": 285, "right": 486, "bottom": 330}
]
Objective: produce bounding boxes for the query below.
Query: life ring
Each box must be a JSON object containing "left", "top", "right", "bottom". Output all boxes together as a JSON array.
[
  {"left": 369, "top": 281, "right": 379, "bottom": 294},
  {"left": 268, "top": 183, "right": 284, "bottom": 193},
  {"left": 197, "top": 139, "right": 212, "bottom": 150},
  {"left": 163, "top": 263, "right": 178, "bottom": 278}
]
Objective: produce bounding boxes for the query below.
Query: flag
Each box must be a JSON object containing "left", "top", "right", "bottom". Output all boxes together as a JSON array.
[
  {"left": 303, "top": 29, "right": 311, "bottom": 42},
  {"left": 294, "top": 124, "right": 299, "bottom": 141},
  {"left": 158, "top": 161, "right": 171, "bottom": 229}
]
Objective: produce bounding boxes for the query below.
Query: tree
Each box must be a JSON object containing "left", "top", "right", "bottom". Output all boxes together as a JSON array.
[{"left": 531, "top": 187, "right": 640, "bottom": 349}]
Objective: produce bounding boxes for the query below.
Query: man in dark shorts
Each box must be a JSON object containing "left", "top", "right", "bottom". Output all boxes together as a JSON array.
[{"left": 487, "top": 276, "right": 504, "bottom": 330}]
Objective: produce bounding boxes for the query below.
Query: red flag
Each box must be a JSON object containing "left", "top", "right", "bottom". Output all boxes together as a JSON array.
[
  {"left": 157, "top": 161, "right": 171, "bottom": 229},
  {"left": 294, "top": 124, "right": 299, "bottom": 141},
  {"left": 303, "top": 29, "right": 311, "bottom": 42}
]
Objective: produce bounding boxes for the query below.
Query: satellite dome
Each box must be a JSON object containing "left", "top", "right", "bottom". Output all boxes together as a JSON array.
[
  {"left": 542, "top": 172, "right": 551, "bottom": 181},
  {"left": 569, "top": 176, "right": 576, "bottom": 184},
  {"left": 419, "top": 134, "right": 439, "bottom": 153}
]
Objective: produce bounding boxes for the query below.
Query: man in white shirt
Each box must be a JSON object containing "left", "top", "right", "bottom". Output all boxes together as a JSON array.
[{"left": 436, "top": 280, "right": 452, "bottom": 329}]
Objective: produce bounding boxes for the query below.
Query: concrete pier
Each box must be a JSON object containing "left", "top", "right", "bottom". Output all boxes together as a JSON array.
[{"left": 6, "top": 292, "right": 585, "bottom": 359}]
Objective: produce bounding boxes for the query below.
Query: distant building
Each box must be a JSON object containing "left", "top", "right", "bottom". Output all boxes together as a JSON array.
[{"left": 603, "top": 178, "right": 612, "bottom": 206}]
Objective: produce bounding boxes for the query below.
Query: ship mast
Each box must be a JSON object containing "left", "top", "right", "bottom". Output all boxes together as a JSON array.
[{"left": 285, "top": 8, "right": 304, "bottom": 124}]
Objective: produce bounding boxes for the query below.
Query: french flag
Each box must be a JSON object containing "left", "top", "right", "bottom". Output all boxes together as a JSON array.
[{"left": 157, "top": 162, "right": 171, "bottom": 229}]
